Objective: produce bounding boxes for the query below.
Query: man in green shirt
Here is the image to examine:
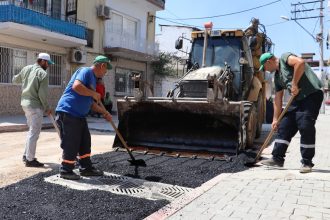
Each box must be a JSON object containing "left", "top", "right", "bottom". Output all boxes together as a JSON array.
[
  {"left": 12, "top": 53, "right": 54, "bottom": 167},
  {"left": 259, "top": 52, "right": 323, "bottom": 173}
]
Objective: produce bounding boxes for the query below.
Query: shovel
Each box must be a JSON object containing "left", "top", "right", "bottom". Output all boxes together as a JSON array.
[
  {"left": 99, "top": 102, "right": 147, "bottom": 167},
  {"left": 244, "top": 95, "right": 295, "bottom": 166}
]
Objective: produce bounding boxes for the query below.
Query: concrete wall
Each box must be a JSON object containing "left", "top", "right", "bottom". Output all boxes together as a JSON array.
[
  {"left": 154, "top": 75, "right": 177, "bottom": 97},
  {"left": 77, "top": 0, "right": 105, "bottom": 54}
]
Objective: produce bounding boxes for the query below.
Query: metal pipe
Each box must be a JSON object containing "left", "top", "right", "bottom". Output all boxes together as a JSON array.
[{"left": 202, "top": 28, "right": 208, "bottom": 67}]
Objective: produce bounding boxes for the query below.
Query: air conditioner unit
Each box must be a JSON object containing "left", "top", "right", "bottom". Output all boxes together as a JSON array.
[
  {"left": 97, "top": 5, "right": 110, "bottom": 20},
  {"left": 71, "top": 49, "right": 87, "bottom": 64}
]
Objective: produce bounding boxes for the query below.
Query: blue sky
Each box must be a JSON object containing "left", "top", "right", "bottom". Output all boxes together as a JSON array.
[{"left": 156, "top": 0, "right": 329, "bottom": 61}]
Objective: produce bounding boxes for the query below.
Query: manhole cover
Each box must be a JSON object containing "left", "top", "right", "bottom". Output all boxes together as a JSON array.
[{"left": 45, "top": 172, "right": 193, "bottom": 201}]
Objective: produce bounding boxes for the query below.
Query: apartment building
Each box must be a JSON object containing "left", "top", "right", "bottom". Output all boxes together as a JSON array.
[
  {"left": 0, "top": 0, "right": 89, "bottom": 115},
  {"left": 103, "top": 0, "right": 164, "bottom": 110},
  {"left": 0, "top": 0, "right": 164, "bottom": 115}
]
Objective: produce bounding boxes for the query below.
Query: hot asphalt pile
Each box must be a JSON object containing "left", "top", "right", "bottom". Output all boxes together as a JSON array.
[
  {"left": 0, "top": 151, "right": 253, "bottom": 219},
  {"left": 93, "top": 151, "right": 252, "bottom": 188}
]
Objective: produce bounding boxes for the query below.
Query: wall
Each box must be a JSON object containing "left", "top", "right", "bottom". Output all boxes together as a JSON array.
[
  {"left": 106, "top": 0, "right": 157, "bottom": 43},
  {"left": 0, "top": 85, "right": 63, "bottom": 115},
  {"left": 154, "top": 75, "right": 178, "bottom": 97},
  {"left": 77, "top": 0, "right": 105, "bottom": 54}
]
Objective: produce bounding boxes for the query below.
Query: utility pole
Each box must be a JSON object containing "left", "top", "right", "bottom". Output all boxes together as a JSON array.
[
  {"left": 291, "top": 0, "right": 326, "bottom": 113},
  {"left": 319, "top": 0, "right": 325, "bottom": 113}
]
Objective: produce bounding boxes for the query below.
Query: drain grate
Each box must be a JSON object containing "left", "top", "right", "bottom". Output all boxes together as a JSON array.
[
  {"left": 45, "top": 172, "right": 193, "bottom": 201},
  {"left": 98, "top": 175, "right": 145, "bottom": 194},
  {"left": 160, "top": 186, "right": 193, "bottom": 199}
]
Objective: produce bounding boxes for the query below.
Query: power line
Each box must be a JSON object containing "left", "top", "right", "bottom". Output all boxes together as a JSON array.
[
  {"left": 156, "top": 16, "right": 199, "bottom": 28},
  {"left": 157, "top": 16, "right": 245, "bottom": 30},
  {"left": 157, "top": 0, "right": 281, "bottom": 21},
  {"left": 265, "top": 21, "right": 288, "bottom": 27},
  {"left": 164, "top": 8, "right": 181, "bottom": 19}
]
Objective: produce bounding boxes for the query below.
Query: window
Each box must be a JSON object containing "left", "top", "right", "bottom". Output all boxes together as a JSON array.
[
  {"left": 0, "top": 47, "right": 26, "bottom": 83},
  {"left": 110, "top": 12, "right": 123, "bottom": 34},
  {"left": 109, "top": 11, "right": 137, "bottom": 39},
  {"left": 34, "top": 52, "right": 62, "bottom": 86},
  {"left": 0, "top": 46, "right": 63, "bottom": 86},
  {"left": 48, "top": 54, "right": 62, "bottom": 86},
  {"left": 115, "top": 68, "right": 142, "bottom": 96},
  {"left": 13, "top": 49, "right": 27, "bottom": 76},
  {"left": 86, "top": 28, "right": 94, "bottom": 48}
]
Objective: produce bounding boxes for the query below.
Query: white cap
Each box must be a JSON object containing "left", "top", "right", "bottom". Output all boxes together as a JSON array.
[{"left": 37, "top": 53, "right": 54, "bottom": 65}]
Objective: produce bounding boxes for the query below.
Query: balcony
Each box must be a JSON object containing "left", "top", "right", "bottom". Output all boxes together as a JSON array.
[
  {"left": 147, "top": 0, "right": 165, "bottom": 9},
  {"left": 104, "top": 32, "right": 159, "bottom": 62},
  {"left": 0, "top": 3, "right": 86, "bottom": 47}
]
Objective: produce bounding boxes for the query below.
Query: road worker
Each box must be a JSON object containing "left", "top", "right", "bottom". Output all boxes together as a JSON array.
[
  {"left": 259, "top": 52, "right": 323, "bottom": 173},
  {"left": 55, "top": 55, "right": 112, "bottom": 180}
]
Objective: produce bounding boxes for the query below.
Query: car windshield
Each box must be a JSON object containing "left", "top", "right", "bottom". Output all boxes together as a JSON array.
[{"left": 190, "top": 37, "right": 241, "bottom": 72}]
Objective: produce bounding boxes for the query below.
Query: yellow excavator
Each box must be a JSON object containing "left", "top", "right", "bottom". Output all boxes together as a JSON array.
[{"left": 113, "top": 18, "right": 273, "bottom": 157}]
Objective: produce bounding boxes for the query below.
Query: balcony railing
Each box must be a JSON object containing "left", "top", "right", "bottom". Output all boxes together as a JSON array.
[
  {"left": 0, "top": 3, "right": 86, "bottom": 39},
  {"left": 105, "top": 31, "right": 159, "bottom": 56}
]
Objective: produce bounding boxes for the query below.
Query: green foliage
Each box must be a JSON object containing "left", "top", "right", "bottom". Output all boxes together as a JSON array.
[{"left": 151, "top": 52, "right": 176, "bottom": 77}]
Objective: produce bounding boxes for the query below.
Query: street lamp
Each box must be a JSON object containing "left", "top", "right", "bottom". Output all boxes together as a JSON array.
[
  {"left": 280, "top": 15, "right": 326, "bottom": 113},
  {"left": 280, "top": 16, "right": 317, "bottom": 41}
]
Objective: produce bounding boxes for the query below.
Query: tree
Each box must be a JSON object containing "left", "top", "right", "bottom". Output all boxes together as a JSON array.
[{"left": 151, "top": 52, "right": 177, "bottom": 77}]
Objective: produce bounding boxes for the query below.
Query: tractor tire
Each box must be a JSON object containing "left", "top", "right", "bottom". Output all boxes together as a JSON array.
[
  {"left": 255, "top": 93, "right": 264, "bottom": 138},
  {"left": 244, "top": 102, "right": 257, "bottom": 148}
]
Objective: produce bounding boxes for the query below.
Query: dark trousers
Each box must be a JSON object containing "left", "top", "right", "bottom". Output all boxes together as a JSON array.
[
  {"left": 55, "top": 112, "right": 92, "bottom": 172},
  {"left": 272, "top": 90, "right": 323, "bottom": 166}
]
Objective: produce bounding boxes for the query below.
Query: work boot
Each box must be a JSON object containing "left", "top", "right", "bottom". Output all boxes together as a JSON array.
[
  {"left": 80, "top": 167, "right": 104, "bottom": 177},
  {"left": 22, "top": 155, "right": 27, "bottom": 162},
  {"left": 25, "top": 159, "right": 44, "bottom": 167},
  {"left": 261, "top": 157, "right": 284, "bottom": 167},
  {"left": 299, "top": 164, "right": 312, "bottom": 173},
  {"left": 60, "top": 171, "right": 81, "bottom": 180}
]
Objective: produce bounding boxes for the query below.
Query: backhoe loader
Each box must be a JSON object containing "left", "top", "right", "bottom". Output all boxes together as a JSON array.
[{"left": 113, "top": 18, "right": 273, "bottom": 156}]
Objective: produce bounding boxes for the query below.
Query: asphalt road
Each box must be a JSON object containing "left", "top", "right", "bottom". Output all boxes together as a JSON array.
[{"left": 0, "top": 150, "right": 253, "bottom": 220}]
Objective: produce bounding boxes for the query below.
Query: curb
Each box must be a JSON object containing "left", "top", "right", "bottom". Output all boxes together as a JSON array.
[
  {"left": 144, "top": 173, "right": 232, "bottom": 220},
  {"left": 0, "top": 123, "right": 53, "bottom": 133}
]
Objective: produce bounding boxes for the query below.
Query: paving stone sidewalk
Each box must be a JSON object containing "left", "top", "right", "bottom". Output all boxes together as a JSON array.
[{"left": 147, "top": 113, "right": 330, "bottom": 220}]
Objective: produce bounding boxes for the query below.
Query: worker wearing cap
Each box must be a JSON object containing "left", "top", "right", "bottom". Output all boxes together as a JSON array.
[
  {"left": 12, "top": 53, "right": 54, "bottom": 167},
  {"left": 259, "top": 52, "right": 323, "bottom": 173},
  {"left": 55, "top": 55, "right": 112, "bottom": 180}
]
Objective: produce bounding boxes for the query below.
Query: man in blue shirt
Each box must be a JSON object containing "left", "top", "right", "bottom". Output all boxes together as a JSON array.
[{"left": 56, "top": 55, "right": 112, "bottom": 180}]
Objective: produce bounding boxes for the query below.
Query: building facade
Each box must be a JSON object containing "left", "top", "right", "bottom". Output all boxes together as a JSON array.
[
  {"left": 0, "top": 0, "right": 87, "bottom": 115},
  {"left": 103, "top": 0, "right": 164, "bottom": 110},
  {"left": 0, "top": 0, "right": 164, "bottom": 115}
]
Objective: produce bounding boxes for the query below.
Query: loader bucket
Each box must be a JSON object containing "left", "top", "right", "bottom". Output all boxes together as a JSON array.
[{"left": 113, "top": 98, "right": 244, "bottom": 155}]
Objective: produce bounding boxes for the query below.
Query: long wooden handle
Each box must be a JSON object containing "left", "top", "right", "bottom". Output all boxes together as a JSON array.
[
  {"left": 48, "top": 114, "right": 61, "bottom": 137},
  {"left": 255, "top": 95, "right": 295, "bottom": 161},
  {"left": 98, "top": 102, "right": 136, "bottom": 161}
]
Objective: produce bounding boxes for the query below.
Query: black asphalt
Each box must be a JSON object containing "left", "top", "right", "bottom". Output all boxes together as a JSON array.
[{"left": 0, "top": 151, "right": 253, "bottom": 220}]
